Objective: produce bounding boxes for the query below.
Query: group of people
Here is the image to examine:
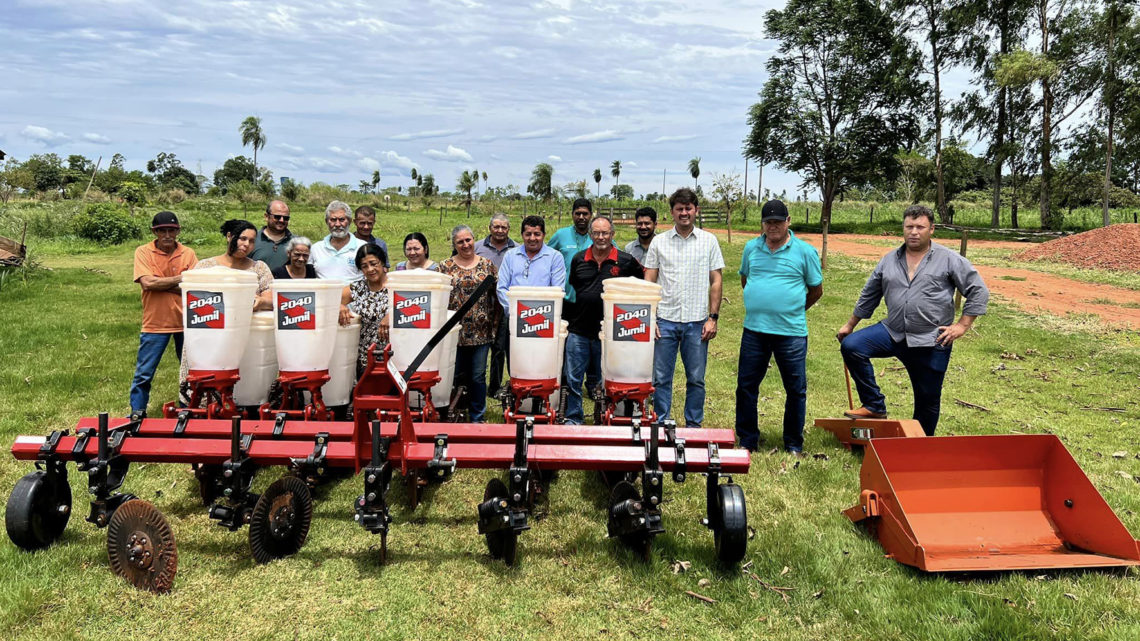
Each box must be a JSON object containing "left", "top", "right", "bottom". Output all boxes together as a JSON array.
[{"left": 130, "top": 188, "right": 989, "bottom": 454}]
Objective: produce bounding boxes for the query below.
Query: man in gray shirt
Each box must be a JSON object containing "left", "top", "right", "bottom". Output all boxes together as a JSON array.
[
  {"left": 836, "top": 205, "right": 989, "bottom": 435},
  {"left": 475, "top": 212, "right": 517, "bottom": 398},
  {"left": 624, "top": 206, "right": 657, "bottom": 263}
]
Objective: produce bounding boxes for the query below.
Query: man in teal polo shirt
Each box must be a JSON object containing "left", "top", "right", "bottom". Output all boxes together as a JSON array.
[
  {"left": 548, "top": 198, "right": 597, "bottom": 400},
  {"left": 735, "top": 200, "right": 823, "bottom": 456}
]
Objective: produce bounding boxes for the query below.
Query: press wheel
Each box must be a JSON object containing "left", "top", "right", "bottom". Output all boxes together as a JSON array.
[
  {"left": 482, "top": 478, "right": 517, "bottom": 565},
  {"left": 713, "top": 483, "right": 748, "bottom": 565},
  {"left": 611, "top": 481, "right": 651, "bottom": 561},
  {"left": 249, "top": 476, "right": 313, "bottom": 564},
  {"left": 107, "top": 499, "right": 178, "bottom": 593},
  {"left": 6, "top": 470, "right": 72, "bottom": 550}
]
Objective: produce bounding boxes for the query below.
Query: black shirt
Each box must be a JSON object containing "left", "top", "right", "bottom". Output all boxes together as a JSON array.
[
  {"left": 566, "top": 246, "right": 645, "bottom": 336},
  {"left": 271, "top": 264, "right": 317, "bottom": 280}
]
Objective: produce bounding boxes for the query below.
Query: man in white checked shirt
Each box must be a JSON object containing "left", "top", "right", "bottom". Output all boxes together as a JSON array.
[{"left": 643, "top": 187, "right": 724, "bottom": 427}]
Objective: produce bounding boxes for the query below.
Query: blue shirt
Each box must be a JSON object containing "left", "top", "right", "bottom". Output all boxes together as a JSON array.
[
  {"left": 496, "top": 243, "right": 566, "bottom": 311},
  {"left": 738, "top": 230, "right": 823, "bottom": 337},
  {"left": 546, "top": 226, "right": 591, "bottom": 303}
]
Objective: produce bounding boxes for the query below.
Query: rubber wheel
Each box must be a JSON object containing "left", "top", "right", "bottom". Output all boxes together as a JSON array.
[
  {"left": 107, "top": 499, "right": 178, "bottom": 593},
  {"left": 6, "top": 470, "right": 72, "bottom": 550},
  {"left": 249, "top": 476, "right": 313, "bottom": 564},
  {"left": 713, "top": 483, "right": 748, "bottom": 565},
  {"left": 611, "top": 481, "right": 651, "bottom": 561},
  {"left": 483, "top": 478, "right": 518, "bottom": 565}
]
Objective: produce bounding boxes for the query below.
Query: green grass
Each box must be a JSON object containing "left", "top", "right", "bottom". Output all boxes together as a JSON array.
[{"left": 2, "top": 207, "right": 1139, "bottom": 640}]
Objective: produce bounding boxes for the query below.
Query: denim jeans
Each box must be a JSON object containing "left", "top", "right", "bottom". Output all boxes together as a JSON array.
[
  {"left": 487, "top": 318, "right": 509, "bottom": 397},
  {"left": 455, "top": 343, "right": 491, "bottom": 422},
  {"left": 653, "top": 319, "right": 709, "bottom": 427},
  {"left": 840, "top": 322, "right": 951, "bottom": 436},
  {"left": 129, "top": 332, "right": 184, "bottom": 415},
  {"left": 563, "top": 332, "right": 602, "bottom": 425},
  {"left": 734, "top": 329, "right": 808, "bottom": 451}
]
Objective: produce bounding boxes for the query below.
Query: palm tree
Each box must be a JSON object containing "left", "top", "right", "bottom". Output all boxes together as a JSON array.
[
  {"left": 688, "top": 157, "right": 701, "bottom": 190},
  {"left": 610, "top": 161, "right": 621, "bottom": 193},
  {"left": 239, "top": 116, "right": 266, "bottom": 183},
  {"left": 371, "top": 170, "right": 381, "bottom": 193},
  {"left": 593, "top": 168, "right": 602, "bottom": 198},
  {"left": 481, "top": 171, "right": 488, "bottom": 194},
  {"left": 529, "top": 163, "right": 554, "bottom": 202},
  {"left": 457, "top": 170, "right": 477, "bottom": 218},
  {"left": 410, "top": 168, "right": 419, "bottom": 197}
]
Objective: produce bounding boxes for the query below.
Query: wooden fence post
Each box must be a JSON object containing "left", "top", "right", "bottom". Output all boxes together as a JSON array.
[{"left": 954, "top": 230, "right": 968, "bottom": 311}]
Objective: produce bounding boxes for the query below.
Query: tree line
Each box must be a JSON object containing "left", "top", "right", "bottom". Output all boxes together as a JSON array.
[{"left": 746, "top": 0, "right": 1140, "bottom": 231}]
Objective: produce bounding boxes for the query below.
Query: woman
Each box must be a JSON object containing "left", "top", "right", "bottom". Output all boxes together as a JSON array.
[
  {"left": 339, "top": 244, "right": 390, "bottom": 374},
  {"left": 394, "top": 232, "right": 437, "bottom": 271},
  {"left": 436, "top": 224, "right": 497, "bottom": 422},
  {"left": 180, "top": 219, "right": 274, "bottom": 405},
  {"left": 271, "top": 236, "right": 316, "bottom": 280}
]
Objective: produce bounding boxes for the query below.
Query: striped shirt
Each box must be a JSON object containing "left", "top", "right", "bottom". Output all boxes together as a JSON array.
[{"left": 644, "top": 226, "right": 725, "bottom": 322}]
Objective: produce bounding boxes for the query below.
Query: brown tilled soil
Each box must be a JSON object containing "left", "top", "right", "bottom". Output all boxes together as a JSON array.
[
  {"left": 1014, "top": 224, "right": 1140, "bottom": 272},
  {"left": 704, "top": 229, "right": 1140, "bottom": 329}
]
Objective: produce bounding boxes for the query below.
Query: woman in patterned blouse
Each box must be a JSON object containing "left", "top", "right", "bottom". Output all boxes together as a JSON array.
[
  {"left": 339, "top": 244, "right": 390, "bottom": 375},
  {"left": 437, "top": 225, "right": 497, "bottom": 422}
]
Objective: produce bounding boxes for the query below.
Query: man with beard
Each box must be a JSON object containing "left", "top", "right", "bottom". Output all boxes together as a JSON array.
[
  {"left": 310, "top": 200, "right": 364, "bottom": 282},
  {"left": 624, "top": 206, "right": 658, "bottom": 263},
  {"left": 249, "top": 200, "right": 293, "bottom": 272}
]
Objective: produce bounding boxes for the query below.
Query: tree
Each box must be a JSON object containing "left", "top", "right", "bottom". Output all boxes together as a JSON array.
[
  {"left": 528, "top": 163, "right": 554, "bottom": 202},
  {"left": 711, "top": 171, "right": 744, "bottom": 243},
  {"left": 744, "top": 100, "right": 784, "bottom": 204},
  {"left": 952, "top": 0, "right": 1035, "bottom": 227},
  {"left": 610, "top": 161, "right": 621, "bottom": 190},
  {"left": 358, "top": 180, "right": 372, "bottom": 193},
  {"left": 147, "top": 152, "right": 200, "bottom": 193},
  {"left": 110, "top": 153, "right": 125, "bottom": 171},
  {"left": 239, "top": 116, "right": 266, "bottom": 183},
  {"left": 23, "top": 153, "right": 65, "bottom": 193},
  {"left": 0, "top": 158, "right": 34, "bottom": 204},
  {"left": 749, "top": 0, "right": 924, "bottom": 265},
  {"left": 1098, "top": 2, "right": 1136, "bottom": 225},
  {"left": 420, "top": 173, "right": 438, "bottom": 211},
  {"left": 119, "top": 181, "right": 147, "bottom": 216},
  {"left": 609, "top": 184, "right": 634, "bottom": 200},
  {"left": 372, "top": 170, "right": 381, "bottom": 193},
  {"left": 482, "top": 170, "right": 488, "bottom": 194},
  {"left": 593, "top": 168, "right": 602, "bottom": 198},
  {"left": 688, "top": 157, "right": 701, "bottom": 190},
  {"left": 213, "top": 156, "right": 258, "bottom": 193},
  {"left": 457, "top": 170, "right": 477, "bottom": 217},
  {"left": 280, "top": 178, "right": 301, "bottom": 202},
  {"left": 566, "top": 180, "right": 588, "bottom": 199}
]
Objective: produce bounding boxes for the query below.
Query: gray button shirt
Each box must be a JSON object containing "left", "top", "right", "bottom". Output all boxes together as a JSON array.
[
  {"left": 624, "top": 238, "right": 652, "bottom": 263},
  {"left": 475, "top": 236, "right": 517, "bottom": 269},
  {"left": 853, "top": 242, "right": 989, "bottom": 347}
]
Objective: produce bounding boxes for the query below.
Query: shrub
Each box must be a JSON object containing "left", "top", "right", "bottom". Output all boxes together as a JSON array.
[
  {"left": 72, "top": 203, "right": 142, "bottom": 244},
  {"left": 156, "top": 189, "right": 188, "bottom": 206}
]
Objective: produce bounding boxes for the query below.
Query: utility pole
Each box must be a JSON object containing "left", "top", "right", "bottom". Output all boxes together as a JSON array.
[
  {"left": 661, "top": 168, "right": 666, "bottom": 196},
  {"left": 82, "top": 156, "right": 102, "bottom": 201}
]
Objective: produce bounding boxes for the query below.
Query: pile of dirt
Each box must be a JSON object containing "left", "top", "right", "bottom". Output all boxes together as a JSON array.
[{"left": 1015, "top": 223, "right": 1140, "bottom": 272}]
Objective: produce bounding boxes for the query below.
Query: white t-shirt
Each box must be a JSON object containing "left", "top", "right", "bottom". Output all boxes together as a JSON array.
[{"left": 310, "top": 234, "right": 364, "bottom": 283}]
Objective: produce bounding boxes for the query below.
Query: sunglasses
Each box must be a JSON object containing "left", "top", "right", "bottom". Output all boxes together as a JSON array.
[{"left": 270, "top": 214, "right": 290, "bottom": 221}]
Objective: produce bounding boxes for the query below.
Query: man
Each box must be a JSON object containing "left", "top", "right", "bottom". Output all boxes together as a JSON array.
[
  {"left": 352, "top": 205, "right": 390, "bottom": 267},
  {"left": 476, "top": 212, "right": 518, "bottom": 398},
  {"left": 310, "top": 200, "right": 364, "bottom": 282},
  {"left": 129, "top": 211, "right": 198, "bottom": 417},
  {"left": 624, "top": 206, "right": 658, "bottom": 263},
  {"left": 735, "top": 201, "right": 823, "bottom": 456},
  {"left": 496, "top": 215, "right": 566, "bottom": 310},
  {"left": 547, "top": 197, "right": 594, "bottom": 304},
  {"left": 644, "top": 188, "right": 724, "bottom": 428},
  {"left": 249, "top": 200, "right": 293, "bottom": 272},
  {"left": 837, "top": 205, "right": 989, "bottom": 436},
  {"left": 564, "top": 216, "right": 645, "bottom": 424}
]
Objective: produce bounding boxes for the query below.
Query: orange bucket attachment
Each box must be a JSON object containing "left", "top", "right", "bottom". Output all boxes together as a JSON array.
[
  {"left": 845, "top": 434, "right": 1140, "bottom": 572},
  {"left": 814, "top": 418, "right": 925, "bottom": 449}
]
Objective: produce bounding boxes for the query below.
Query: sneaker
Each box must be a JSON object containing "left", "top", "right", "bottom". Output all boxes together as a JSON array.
[{"left": 843, "top": 407, "right": 887, "bottom": 420}]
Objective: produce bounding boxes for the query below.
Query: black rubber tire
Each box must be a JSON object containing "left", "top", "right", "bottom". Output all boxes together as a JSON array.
[
  {"left": 713, "top": 483, "right": 748, "bottom": 565},
  {"left": 482, "top": 478, "right": 518, "bottom": 565},
  {"left": 249, "top": 476, "right": 313, "bottom": 564},
  {"left": 6, "top": 470, "right": 71, "bottom": 550}
]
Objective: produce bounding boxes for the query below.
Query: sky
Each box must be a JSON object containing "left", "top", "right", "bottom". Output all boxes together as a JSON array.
[{"left": 0, "top": 0, "right": 976, "bottom": 202}]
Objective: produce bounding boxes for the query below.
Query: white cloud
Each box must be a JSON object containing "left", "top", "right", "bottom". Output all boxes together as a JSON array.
[
  {"left": 357, "top": 157, "right": 381, "bottom": 172},
  {"left": 161, "top": 138, "right": 191, "bottom": 148},
  {"left": 378, "top": 150, "right": 419, "bottom": 172},
  {"left": 626, "top": 161, "right": 638, "bottom": 168},
  {"left": 511, "top": 128, "right": 557, "bottom": 140},
  {"left": 279, "top": 157, "right": 343, "bottom": 173},
  {"left": 82, "top": 133, "right": 111, "bottom": 145},
  {"left": 652, "top": 134, "right": 698, "bottom": 143},
  {"left": 423, "top": 145, "right": 473, "bottom": 163},
  {"left": 328, "top": 146, "right": 363, "bottom": 158},
  {"left": 563, "top": 130, "right": 624, "bottom": 145},
  {"left": 390, "top": 128, "right": 464, "bottom": 141},
  {"left": 547, "top": 155, "right": 562, "bottom": 162},
  {"left": 21, "top": 125, "right": 69, "bottom": 146},
  {"left": 277, "top": 143, "right": 305, "bottom": 155}
]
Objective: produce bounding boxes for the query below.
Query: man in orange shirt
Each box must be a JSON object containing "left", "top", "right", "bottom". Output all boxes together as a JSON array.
[{"left": 129, "top": 211, "right": 198, "bottom": 417}]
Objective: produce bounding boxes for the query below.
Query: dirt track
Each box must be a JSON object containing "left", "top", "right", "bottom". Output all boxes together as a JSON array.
[{"left": 708, "top": 230, "right": 1140, "bottom": 329}]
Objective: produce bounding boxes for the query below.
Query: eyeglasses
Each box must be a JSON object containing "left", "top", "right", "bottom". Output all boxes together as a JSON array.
[
  {"left": 270, "top": 214, "right": 290, "bottom": 221},
  {"left": 589, "top": 231, "right": 613, "bottom": 237}
]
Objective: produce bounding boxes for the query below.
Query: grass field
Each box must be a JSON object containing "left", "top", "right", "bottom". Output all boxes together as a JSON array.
[{"left": 1, "top": 204, "right": 1138, "bottom": 640}]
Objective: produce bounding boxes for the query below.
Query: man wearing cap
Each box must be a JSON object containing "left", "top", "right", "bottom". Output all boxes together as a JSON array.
[
  {"left": 249, "top": 200, "right": 293, "bottom": 272},
  {"left": 735, "top": 200, "right": 823, "bottom": 456},
  {"left": 837, "top": 205, "right": 989, "bottom": 436},
  {"left": 644, "top": 187, "right": 724, "bottom": 428},
  {"left": 129, "top": 211, "right": 198, "bottom": 417},
  {"left": 624, "top": 206, "right": 658, "bottom": 264},
  {"left": 563, "top": 216, "right": 645, "bottom": 424}
]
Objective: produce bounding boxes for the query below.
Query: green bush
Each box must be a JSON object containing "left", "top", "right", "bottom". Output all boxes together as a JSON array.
[{"left": 72, "top": 202, "right": 142, "bottom": 244}]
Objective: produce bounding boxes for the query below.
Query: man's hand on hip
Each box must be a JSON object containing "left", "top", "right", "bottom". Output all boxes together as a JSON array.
[{"left": 935, "top": 323, "right": 967, "bottom": 346}]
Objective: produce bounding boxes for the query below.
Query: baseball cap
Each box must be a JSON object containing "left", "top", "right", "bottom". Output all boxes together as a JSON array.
[
  {"left": 761, "top": 200, "right": 789, "bottom": 221},
  {"left": 151, "top": 211, "right": 180, "bottom": 229}
]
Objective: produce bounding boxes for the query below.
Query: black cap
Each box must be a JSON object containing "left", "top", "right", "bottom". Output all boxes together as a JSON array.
[
  {"left": 571, "top": 197, "right": 593, "bottom": 213},
  {"left": 151, "top": 211, "right": 180, "bottom": 229},
  {"left": 761, "top": 200, "right": 789, "bottom": 221}
]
